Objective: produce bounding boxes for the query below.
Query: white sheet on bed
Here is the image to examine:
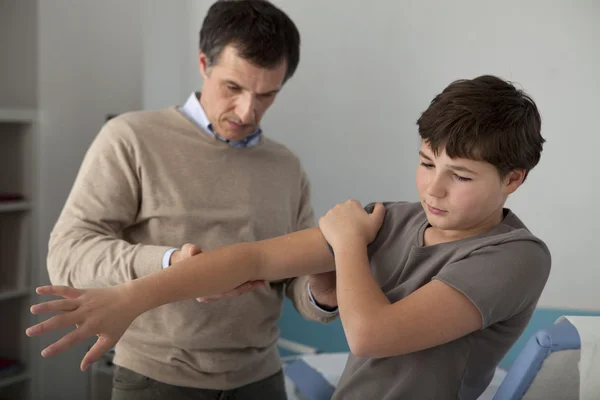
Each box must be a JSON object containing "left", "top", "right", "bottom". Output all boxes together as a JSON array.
[{"left": 283, "top": 352, "right": 507, "bottom": 400}]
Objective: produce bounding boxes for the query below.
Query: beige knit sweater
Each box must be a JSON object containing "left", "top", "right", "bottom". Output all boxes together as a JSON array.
[{"left": 47, "top": 107, "right": 337, "bottom": 389}]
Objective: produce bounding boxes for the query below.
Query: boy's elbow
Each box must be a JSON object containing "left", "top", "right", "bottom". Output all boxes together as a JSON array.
[
  {"left": 346, "top": 316, "right": 401, "bottom": 359},
  {"left": 346, "top": 321, "right": 380, "bottom": 358},
  {"left": 348, "top": 334, "right": 394, "bottom": 359}
]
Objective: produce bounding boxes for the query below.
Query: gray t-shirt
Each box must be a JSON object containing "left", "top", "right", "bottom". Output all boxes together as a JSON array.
[{"left": 332, "top": 201, "right": 551, "bottom": 400}]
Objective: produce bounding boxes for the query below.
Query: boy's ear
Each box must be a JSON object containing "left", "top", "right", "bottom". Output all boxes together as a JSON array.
[{"left": 504, "top": 169, "right": 526, "bottom": 194}]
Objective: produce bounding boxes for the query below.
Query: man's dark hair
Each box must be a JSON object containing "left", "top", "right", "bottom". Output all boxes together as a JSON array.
[
  {"left": 417, "top": 75, "right": 545, "bottom": 181},
  {"left": 199, "top": 0, "right": 300, "bottom": 83}
]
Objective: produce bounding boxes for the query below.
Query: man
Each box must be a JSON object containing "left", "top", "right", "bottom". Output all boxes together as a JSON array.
[{"left": 46, "top": 1, "right": 337, "bottom": 399}]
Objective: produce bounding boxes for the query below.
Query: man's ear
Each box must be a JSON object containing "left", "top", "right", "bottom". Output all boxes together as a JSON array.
[
  {"left": 199, "top": 51, "right": 210, "bottom": 79},
  {"left": 504, "top": 169, "right": 526, "bottom": 195}
]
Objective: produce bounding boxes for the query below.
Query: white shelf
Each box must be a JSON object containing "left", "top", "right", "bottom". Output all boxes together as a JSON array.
[
  {"left": 0, "top": 287, "right": 30, "bottom": 302},
  {"left": 0, "top": 109, "right": 37, "bottom": 123},
  {"left": 0, "top": 371, "right": 30, "bottom": 389},
  {"left": 0, "top": 201, "right": 30, "bottom": 213}
]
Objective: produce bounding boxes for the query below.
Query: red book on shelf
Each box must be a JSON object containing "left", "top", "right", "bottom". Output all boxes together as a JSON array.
[{"left": 0, "top": 193, "right": 24, "bottom": 202}]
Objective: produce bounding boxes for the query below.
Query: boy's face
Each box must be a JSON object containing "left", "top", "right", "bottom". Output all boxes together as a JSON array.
[{"left": 416, "top": 141, "right": 524, "bottom": 236}]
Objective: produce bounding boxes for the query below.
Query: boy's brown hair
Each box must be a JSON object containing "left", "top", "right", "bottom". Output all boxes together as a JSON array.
[{"left": 417, "top": 75, "right": 545, "bottom": 180}]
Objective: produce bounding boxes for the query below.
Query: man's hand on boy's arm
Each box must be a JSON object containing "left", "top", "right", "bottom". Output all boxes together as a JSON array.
[{"left": 168, "top": 243, "right": 265, "bottom": 303}]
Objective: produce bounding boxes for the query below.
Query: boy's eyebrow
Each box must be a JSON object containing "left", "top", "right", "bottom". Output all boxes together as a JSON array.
[
  {"left": 418, "top": 151, "right": 478, "bottom": 175},
  {"left": 419, "top": 151, "right": 432, "bottom": 160},
  {"left": 448, "top": 164, "right": 478, "bottom": 175}
]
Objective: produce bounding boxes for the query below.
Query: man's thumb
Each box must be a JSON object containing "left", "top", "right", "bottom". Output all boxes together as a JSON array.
[{"left": 182, "top": 243, "right": 202, "bottom": 257}]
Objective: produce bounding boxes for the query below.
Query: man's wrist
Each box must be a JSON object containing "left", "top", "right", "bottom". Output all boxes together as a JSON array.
[
  {"left": 307, "top": 282, "right": 338, "bottom": 314},
  {"left": 162, "top": 248, "right": 179, "bottom": 269}
]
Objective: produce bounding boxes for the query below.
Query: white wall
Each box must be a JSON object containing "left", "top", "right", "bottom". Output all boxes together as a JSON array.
[
  {"left": 37, "top": 1, "right": 143, "bottom": 398},
  {"left": 163, "top": 0, "right": 600, "bottom": 311},
  {"left": 0, "top": 0, "right": 38, "bottom": 108},
  {"left": 142, "top": 0, "right": 200, "bottom": 110}
]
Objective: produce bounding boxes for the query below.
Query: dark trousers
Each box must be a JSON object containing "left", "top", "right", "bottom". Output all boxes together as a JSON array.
[{"left": 111, "top": 365, "right": 288, "bottom": 400}]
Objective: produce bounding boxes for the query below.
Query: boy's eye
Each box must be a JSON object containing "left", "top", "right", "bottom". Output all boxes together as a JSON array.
[
  {"left": 226, "top": 84, "right": 241, "bottom": 92},
  {"left": 455, "top": 174, "right": 472, "bottom": 182},
  {"left": 420, "top": 162, "right": 434, "bottom": 168}
]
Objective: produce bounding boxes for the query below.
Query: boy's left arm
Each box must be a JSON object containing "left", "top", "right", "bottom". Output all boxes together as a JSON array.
[
  {"left": 285, "top": 170, "right": 339, "bottom": 323},
  {"left": 331, "top": 240, "right": 550, "bottom": 358},
  {"left": 320, "top": 201, "right": 551, "bottom": 359}
]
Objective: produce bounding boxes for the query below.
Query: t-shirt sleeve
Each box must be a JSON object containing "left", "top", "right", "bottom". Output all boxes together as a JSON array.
[{"left": 433, "top": 238, "right": 551, "bottom": 328}]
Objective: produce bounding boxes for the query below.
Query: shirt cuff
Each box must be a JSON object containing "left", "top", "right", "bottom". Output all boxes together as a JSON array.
[
  {"left": 307, "top": 281, "right": 339, "bottom": 315},
  {"left": 162, "top": 248, "right": 179, "bottom": 269}
]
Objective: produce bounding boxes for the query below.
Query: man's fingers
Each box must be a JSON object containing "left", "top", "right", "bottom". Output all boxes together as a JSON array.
[
  {"left": 223, "top": 281, "right": 264, "bottom": 297},
  {"left": 81, "top": 336, "right": 115, "bottom": 372},
  {"left": 40, "top": 327, "right": 88, "bottom": 358},
  {"left": 196, "top": 281, "right": 265, "bottom": 302},
  {"left": 26, "top": 313, "right": 80, "bottom": 337},
  {"left": 35, "top": 285, "right": 82, "bottom": 299},
  {"left": 188, "top": 244, "right": 202, "bottom": 256},
  {"left": 181, "top": 243, "right": 202, "bottom": 257},
  {"left": 250, "top": 281, "right": 265, "bottom": 289},
  {"left": 30, "top": 299, "right": 79, "bottom": 315}
]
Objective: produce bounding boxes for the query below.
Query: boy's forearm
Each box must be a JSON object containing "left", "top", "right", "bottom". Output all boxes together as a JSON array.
[
  {"left": 334, "top": 246, "right": 390, "bottom": 347},
  {"left": 126, "top": 227, "right": 335, "bottom": 315}
]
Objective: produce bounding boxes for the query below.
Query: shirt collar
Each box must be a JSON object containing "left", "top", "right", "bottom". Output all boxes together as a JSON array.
[{"left": 180, "top": 92, "right": 262, "bottom": 148}]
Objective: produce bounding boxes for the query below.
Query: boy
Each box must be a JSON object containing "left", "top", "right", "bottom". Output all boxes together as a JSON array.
[{"left": 27, "top": 75, "right": 550, "bottom": 399}]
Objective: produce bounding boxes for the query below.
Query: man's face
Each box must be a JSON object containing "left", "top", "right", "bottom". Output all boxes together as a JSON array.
[
  {"left": 415, "top": 141, "right": 524, "bottom": 237},
  {"left": 198, "top": 45, "right": 286, "bottom": 141}
]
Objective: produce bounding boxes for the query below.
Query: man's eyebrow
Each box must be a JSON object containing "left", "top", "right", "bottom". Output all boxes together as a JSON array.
[{"left": 224, "top": 80, "right": 280, "bottom": 96}]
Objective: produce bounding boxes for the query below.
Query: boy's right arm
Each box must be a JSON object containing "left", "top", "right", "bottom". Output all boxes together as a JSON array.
[
  {"left": 28, "top": 225, "right": 335, "bottom": 370},
  {"left": 48, "top": 120, "right": 173, "bottom": 288}
]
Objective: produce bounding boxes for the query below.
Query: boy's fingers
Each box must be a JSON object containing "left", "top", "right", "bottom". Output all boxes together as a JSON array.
[
  {"left": 41, "top": 327, "right": 88, "bottom": 358},
  {"left": 30, "top": 299, "right": 78, "bottom": 315},
  {"left": 36, "top": 285, "right": 82, "bottom": 299},
  {"left": 81, "top": 336, "right": 115, "bottom": 372},
  {"left": 26, "top": 313, "right": 79, "bottom": 337},
  {"left": 371, "top": 202, "right": 386, "bottom": 225}
]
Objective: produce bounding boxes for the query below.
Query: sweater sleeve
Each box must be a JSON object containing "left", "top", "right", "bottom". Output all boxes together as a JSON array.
[
  {"left": 47, "top": 118, "right": 172, "bottom": 288},
  {"left": 284, "top": 168, "right": 339, "bottom": 323}
]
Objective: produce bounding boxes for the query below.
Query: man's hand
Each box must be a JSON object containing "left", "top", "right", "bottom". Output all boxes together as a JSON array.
[
  {"left": 169, "top": 243, "right": 202, "bottom": 265},
  {"left": 196, "top": 280, "right": 265, "bottom": 302},
  {"left": 308, "top": 271, "right": 337, "bottom": 309},
  {"left": 319, "top": 200, "right": 386, "bottom": 251},
  {"left": 171, "top": 243, "right": 265, "bottom": 302}
]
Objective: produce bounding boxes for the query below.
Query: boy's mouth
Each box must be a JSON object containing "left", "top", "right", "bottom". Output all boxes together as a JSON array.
[{"left": 426, "top": 203, "right": 447, "bottom": 214}]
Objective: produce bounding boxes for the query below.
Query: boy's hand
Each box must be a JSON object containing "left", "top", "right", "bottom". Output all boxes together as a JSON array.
[
  {"left": 319, "top": 200, "right": 386, "bottom": 251},
  {"left": 26, "top": 284, "right": 139, "bottom": 372}
]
